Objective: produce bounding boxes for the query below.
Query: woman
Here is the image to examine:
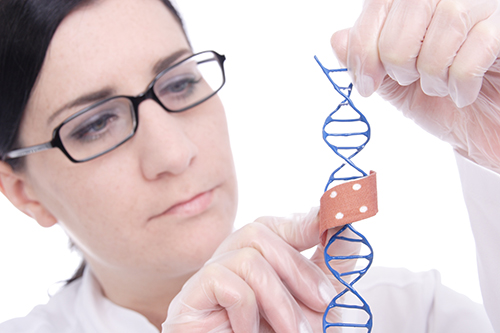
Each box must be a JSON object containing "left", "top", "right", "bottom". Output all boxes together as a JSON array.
[
  {"left": 1, "top": 0, "right": 499, "bottom": 332},
  {"left": 0, "top": 0, "right": 340, "bottom": 331}
]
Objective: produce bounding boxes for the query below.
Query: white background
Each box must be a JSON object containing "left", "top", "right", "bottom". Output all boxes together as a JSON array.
[{"left": 0, "top": 0, "right": 482, "bottom": 323}]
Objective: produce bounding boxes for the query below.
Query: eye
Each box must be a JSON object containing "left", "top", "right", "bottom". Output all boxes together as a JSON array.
[
  {"left": 155, "top": 73, "right": 201, "bottom": 99},
  {"left": 71, "top": 113, "right": 118, "bottom": 142},
  {"left": 168, "top": 76, "right": 195, "bottom": 93}
]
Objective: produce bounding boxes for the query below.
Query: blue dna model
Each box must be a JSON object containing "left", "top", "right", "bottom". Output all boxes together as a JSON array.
[{"left": 315, "top": 56, "right": 374, "bottom": 333}]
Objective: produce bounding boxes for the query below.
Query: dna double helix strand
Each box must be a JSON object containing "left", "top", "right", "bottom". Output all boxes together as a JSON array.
[{"left": 315, "top": 56, "right": 374, "bottom": 332}]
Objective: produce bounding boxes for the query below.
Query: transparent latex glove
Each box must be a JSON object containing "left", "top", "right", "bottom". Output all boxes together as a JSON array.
[
  {"left": 162, "top": 207, "right": 360, "bottom": 333},
  {"left": 331, "top": 0, "right": 500, "bottom": 173}
]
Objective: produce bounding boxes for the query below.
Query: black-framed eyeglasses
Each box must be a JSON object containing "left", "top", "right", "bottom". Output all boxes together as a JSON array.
[{"left": 2, "top": 50, "right": 226, "bottom": 163}]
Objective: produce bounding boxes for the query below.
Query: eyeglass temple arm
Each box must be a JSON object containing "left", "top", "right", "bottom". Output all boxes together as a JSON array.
[{"left": 2, "top": 142, "right": 54, "bottom": 161}]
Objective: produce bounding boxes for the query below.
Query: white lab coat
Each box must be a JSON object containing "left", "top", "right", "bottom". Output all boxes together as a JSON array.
[{"left": 0, "top": 153, "right": 497, "bottom": 333}]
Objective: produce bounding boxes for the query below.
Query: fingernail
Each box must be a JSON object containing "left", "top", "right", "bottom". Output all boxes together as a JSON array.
[
  {"left": 449, "top": 80, "right": 472, "bottom": 108},
  {"left": 318, "top": 281, "right": 337, "bottom": 305},
  {"left": 449, "top": 82, "right": 459, "bottom": 106},
  {"left": 25, "top": 209, "right": 35, "bottom": 219},
  {"left": 356, "top": 74, "right": 375, "bottom": 97},
  {"left": 351, "top": 55, "right": 375, "bottom": 97},
  {"left": 420, "top": 74, "right": 449, "bottom": 98}
]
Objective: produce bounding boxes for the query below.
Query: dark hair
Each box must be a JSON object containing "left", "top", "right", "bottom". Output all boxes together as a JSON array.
[{"left": 0, "top": 0, "right": 187, "bottom": 283}]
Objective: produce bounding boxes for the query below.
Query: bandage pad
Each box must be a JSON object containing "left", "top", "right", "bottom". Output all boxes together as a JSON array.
[{"left": 319, "top": 171, "right": 378, "bottom": 246}]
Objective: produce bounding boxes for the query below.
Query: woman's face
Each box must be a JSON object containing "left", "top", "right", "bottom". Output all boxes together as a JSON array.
[{"left": 17, "top": 0, "right": 238, "bottom": 278}]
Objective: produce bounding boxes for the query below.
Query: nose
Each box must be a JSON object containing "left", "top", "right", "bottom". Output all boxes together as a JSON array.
[{"left": 134, "top": 100, "right": 198, "bottom": 180}]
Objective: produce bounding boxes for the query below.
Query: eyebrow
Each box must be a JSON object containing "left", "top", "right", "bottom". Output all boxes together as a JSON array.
[
  {"left": 47, "top": 88, "right": 115, "bottom": 125},
  {"left": 47, "top": 48, "right": 192, "bottom": 126},
  {"left": 152, "top": 48, "right": 192, "bottom": 75}
]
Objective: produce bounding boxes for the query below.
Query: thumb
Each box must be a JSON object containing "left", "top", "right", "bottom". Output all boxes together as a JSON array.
[
  {"left": 331, "top": 28, "right": 350, "bottom": 68},
  {"left": 254, "top": 206, "right": 321, "bottom": 252}
]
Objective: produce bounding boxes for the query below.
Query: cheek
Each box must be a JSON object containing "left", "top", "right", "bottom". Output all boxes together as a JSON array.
[
  {"left": 199, "top": 100, "right": 238, "bottom": 219},
  {"left": 30, "top": 158, "right": 144, "bottom": 249},
  {"left": 25, "top": 149, "right": 143, "bottom": 260},
  {"left": 193, "top": 98, "right": 234, "bottom": 171}
]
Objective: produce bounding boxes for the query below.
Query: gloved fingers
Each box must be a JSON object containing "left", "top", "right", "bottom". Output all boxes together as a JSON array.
[
  {"left": 332, "top": 0, "right": 500, "bottom": 173},
  {"left": 254, "top": 206, "right": 320, "bottom": 252},
  {"left": 166, "top": 252, "right": 313, "bottom": 333},
  {"left": 344, "top": 0, "right": 393, "bottom": 97},
  {"left": 208, "top": 249, "right": 313, "bottom": 333},
  {"left": 213, "top": 212, "right": 336, "bottom": 313},
  {"left": 417, "top": 0, "right": 499, "bottom": 99},
  {"left": 330, "top": 28, "right": 349, "bottom": 67},
  {"left": 378, "top": 0, "right": 440, "bottom": 86},
  {"left": 449, "top": 8, "right": 500, "bottom": 107},
  {"left": 164, "top": 264, "right": 259, "bottom": 333}
]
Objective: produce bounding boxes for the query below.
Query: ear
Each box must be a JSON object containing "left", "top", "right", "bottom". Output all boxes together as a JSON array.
[{"left": 0, "top": 161, "right": 58, "bottom": 228}]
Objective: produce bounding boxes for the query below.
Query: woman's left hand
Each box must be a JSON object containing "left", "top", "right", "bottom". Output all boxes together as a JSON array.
[{"left": 331, "top": 0, "right": 500, "bottom": 173}]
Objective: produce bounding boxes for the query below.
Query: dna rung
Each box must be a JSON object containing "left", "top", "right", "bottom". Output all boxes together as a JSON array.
[
  {"left": 323, "top": 224, "right": 373, "bottom": 331},
  {"left": 323, "top": 91, "right": 369, "bottom": 178},
  {"left": 314, "top": 56, "right": 371, "bottom": 191},
  {"left": 315, "top": 56, "right": 374, "bottom": 333}
]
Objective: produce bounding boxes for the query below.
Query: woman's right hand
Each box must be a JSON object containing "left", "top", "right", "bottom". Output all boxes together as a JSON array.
[
  {"left": 162, "top": 208, "right": 358, "bottom": 332},
  {"left": 331, "top": 0, "right": 500, "bottom": 173}
]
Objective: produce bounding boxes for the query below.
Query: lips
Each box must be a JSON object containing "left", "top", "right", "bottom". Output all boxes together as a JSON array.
[{"left": 149, "top": 189, "right": 214, "bottom": 220}]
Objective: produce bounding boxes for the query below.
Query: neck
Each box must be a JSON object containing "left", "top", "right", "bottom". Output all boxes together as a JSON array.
[{"left": 88, "top": 262, "right": 194, "bottom": 331}]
